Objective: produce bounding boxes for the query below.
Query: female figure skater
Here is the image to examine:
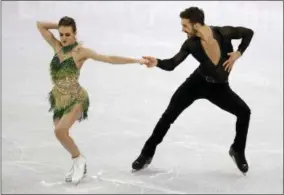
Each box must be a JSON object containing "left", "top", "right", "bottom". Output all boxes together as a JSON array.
[{"left": 36, "top": 16, "right": 147, "bottom": 184}]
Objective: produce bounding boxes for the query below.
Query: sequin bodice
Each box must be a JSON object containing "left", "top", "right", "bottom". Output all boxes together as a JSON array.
[
  {"left": 50, "top": 54, "right": 81, "bottom": 96},
  {"left": 48, "top": 42, "right": 89, "bottom": 122}
]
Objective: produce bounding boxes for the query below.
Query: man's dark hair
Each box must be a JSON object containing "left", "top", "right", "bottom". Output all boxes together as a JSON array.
[
  {"left": 58, "top": 16, "right": 77, "bottom": 33},
  {"left": 180, "top": 7, "right": 205, "bottom": 25}
]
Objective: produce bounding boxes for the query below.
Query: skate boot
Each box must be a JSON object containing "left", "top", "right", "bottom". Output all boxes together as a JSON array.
[
  {"left": 68, "top": 155, "right": 87, "bottom": 184},
  {"left": 132, "top": 153, "right": 153, "bottom": 172},
  {"left": 65, "top": 161, "right": 87, "bottom": 183},
  {"left": 229, "top": 146, "right": 249, "bottom": 175}
]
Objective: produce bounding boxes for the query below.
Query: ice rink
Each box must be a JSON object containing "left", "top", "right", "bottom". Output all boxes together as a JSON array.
[{"left": 2, "top": 1, "right": 283, "bottom": 194}]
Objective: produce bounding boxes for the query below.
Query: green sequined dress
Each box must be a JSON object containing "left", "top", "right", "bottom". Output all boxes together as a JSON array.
[{"left": 48, "top": 42, "right": 89, "bottom": 122}]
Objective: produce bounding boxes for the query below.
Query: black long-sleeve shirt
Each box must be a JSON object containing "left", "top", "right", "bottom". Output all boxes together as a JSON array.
[{"left": 157, "top": 26, "right": 254, "bottom": 82}]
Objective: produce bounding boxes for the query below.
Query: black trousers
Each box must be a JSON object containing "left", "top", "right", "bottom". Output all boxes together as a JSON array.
[{"left": 141, "top": 70, "right": 251, "bottom": 157}]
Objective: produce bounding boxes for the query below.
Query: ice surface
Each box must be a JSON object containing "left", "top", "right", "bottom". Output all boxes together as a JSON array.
[{"left": 2, "top": 1, "right": 283, "bottom": 194}]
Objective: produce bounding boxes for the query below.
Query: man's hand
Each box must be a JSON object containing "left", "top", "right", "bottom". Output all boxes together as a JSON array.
[
  {"left": 223, "top": 51, "right": 241, "bottom": 72},
  {"left": 142, "top": 56, "right": 158, "bottom": 68}
]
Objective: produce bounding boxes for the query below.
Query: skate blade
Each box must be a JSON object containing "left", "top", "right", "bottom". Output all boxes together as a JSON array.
[
  {"left": 72, "top": 177, "right": 84, "bottom": 186},
  {"left": 75, "top": 179, "right": 82, "bottom": 186},
  {"left": 131, "top": 169, "right": 138, "bottom": 173},
  {"left": 230, "top": 155, "right": 247, "bottom": 176},
  {"left": 65, "top": 173, "right": 87, "bottom": 183},
  {"left": 131, "top": 164, "right": 150, "bottom": 173}
]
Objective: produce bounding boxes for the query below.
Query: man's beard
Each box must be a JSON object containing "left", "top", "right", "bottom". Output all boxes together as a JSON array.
[{"left": 187, "top": 31, "right": 197, "bottom": 38}]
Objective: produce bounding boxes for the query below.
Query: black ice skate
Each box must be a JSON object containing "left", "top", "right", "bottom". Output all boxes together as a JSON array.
[
  {"left": 229, "top": 146, "right": 249, "bottom": 175},
  {"left": 132, "top": 154, "right": 153, "bottom": 172}
]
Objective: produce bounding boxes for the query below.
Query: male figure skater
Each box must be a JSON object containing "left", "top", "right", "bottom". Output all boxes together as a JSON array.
[{"left": 132, "top": 7, "right": 254, "bottom": 174}]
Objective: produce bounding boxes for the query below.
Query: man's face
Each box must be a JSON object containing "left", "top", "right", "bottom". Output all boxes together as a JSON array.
[{"left": 181, "top": 18, "right": 197, "bottom": 37}]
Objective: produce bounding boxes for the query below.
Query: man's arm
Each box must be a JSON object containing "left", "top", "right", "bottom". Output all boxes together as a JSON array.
[
  {"left": 220, "top": 26, "right": 254, "bottom": 55},
  {"left": 156, "top": 40, "right": 191, "bottom": 71}
]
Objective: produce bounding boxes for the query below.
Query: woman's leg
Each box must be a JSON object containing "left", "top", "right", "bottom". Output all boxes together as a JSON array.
[
  {"left": 54, "top": 103, "right": 87, "bottom": 183},
  {"left": 54, "top": 104, "right": 82, "bottom": 158}
]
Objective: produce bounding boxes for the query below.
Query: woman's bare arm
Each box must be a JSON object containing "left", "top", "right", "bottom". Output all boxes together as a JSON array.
[
  {"left": 80, "top": 47, "right": 144, "bottom": 65},
  {"left": 36, "top": 21, "right": 61, "bottom": 50}
]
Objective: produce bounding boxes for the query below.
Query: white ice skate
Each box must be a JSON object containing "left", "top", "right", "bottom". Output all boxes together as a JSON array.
[
  {"left": 65, "top": 163, "right": 87, "bottom": 183},
  {"left": 65, "top": 155, "right": 87, "bottom": 184}
]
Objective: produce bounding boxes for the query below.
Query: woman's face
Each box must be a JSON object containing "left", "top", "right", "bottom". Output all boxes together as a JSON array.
[{"left": 58, "top": 26, "right": 76, "bottom": 47}]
